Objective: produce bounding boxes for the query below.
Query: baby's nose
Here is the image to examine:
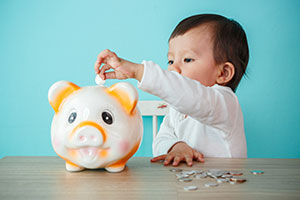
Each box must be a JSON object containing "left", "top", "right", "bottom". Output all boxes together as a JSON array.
[{"left": 169, "top": 64, "right": 181, "bottom": 74}]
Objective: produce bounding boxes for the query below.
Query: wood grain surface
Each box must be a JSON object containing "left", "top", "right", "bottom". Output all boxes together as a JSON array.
[{"left": 0, "top": 157, "right": 299, "bottom": 200}]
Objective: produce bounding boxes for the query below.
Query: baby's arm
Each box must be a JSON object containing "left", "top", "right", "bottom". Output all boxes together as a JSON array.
[{"left": 139, "top": 61, "right": 238, "bottom": 131}]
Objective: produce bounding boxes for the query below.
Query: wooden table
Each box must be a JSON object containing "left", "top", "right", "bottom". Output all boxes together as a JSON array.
[{"left": 0, "top": 157, "right": 299, "bottom": 200}]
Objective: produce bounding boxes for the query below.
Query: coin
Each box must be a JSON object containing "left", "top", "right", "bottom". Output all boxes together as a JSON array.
[
  {"left": 204, "top": 183, "right": 219, "bottom": 187},
  {"left": 229, "top": 171, "right": 243, "bottom": 176},
  {"left": 182, "top": 170, "right": 195, "bottom": 175},
  {"left": 184, "top": 186, "right": 198, "bottom": 191},
  {"left": 217, "top": 178, "right": 229, "bottom": 183},
  {"left": 251, "top": 170, "right": 264, "bottom": 175},
  {"left": 192, "top": 170, "right": 203, "bottom": 174},
  {"left": 229, "top": 177, "right": 247, "bottom": 183},
  {"left": 178, "top": 177, "right": 192, "bottom": 182},
  {"left": 221, "top": 174, "right": 232, "bottom": 178},
  {"left": 176, "top": 173, "right": 189, "bottom": 178},
  {"left": 170, "top": 168, "right": 183, "bottom": 172},
  {"left": 229, "top": 181, "right": 238, "bottom": 185},
  {"left": 194, "top": 173, "right": 207, "bottom": 179},
  {"left": 95, "top": 75, "right": 105, "bottom": 85}
]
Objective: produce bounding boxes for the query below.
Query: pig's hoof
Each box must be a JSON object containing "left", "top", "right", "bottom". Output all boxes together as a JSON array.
[
  {"left": 105, "top": 165, "right": 126, "bottom": 173},
  {"left": 66, "top": 162, "right": 85, "bottom": 172}
]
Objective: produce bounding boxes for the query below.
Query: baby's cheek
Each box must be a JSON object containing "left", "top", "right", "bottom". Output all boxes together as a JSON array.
[{"left": 118, "top": 140, "right": 130, "bottom": 153}]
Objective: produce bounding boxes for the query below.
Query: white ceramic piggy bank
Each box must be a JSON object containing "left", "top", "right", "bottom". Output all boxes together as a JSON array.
[{"left": 48, "top": 81, "right": 143, "bottom": 172}]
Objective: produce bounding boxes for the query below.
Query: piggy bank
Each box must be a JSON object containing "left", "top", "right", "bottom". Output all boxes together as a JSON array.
[{"left": 48, "top": 81, "right": 143, "bottom": 172}]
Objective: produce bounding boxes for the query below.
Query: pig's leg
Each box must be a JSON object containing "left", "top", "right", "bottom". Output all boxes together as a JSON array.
[
  {"left": 65, "top": 161, "right": 85, "bottom": 172},
  {"left": 105, "top": 163, "right": 126, "bottom": 173}
]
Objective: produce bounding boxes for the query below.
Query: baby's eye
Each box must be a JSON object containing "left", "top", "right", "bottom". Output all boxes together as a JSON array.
[
  {"left": 184, "top": 58, "right": 194, "bottom": 63},
  {"left": 168, "top": 60, "right": 174, "bottom": 65}
]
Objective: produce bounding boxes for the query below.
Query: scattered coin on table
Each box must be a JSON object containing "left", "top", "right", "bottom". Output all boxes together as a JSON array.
[
  {"left": 178, "top": 177, "right": 193, "bottom": 182},
  {"left": 184, "top": 186, "right": 198, "bottom": 191},
  {"left": 170, "top": 168, "right": 183, "bottom": 172},
  {"left": 204, "top": 182, "right": 219, "bottom": 187},
  {"left": 168, "top": 168, "right": 263, "bottom": 190},
  {"left": 251, "top": 170, "right": 264, "bottom": 175}
]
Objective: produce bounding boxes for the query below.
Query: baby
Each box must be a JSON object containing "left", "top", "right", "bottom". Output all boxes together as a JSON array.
[{"left": 94, "top": 14, "right": 249, "bottom": 167}]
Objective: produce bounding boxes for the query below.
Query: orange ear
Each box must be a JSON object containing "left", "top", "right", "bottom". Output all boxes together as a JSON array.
[
  {"left": 105, "top": 82, "right": 138, "bottom": 115},
  {"left": 48, "top": 81, "right": 80, "bottom": 113}
]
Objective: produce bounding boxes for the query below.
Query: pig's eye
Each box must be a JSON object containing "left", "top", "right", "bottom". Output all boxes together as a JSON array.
[
  {"left": 102, "top": 111, "right": 113, "bottom": 125},
  {"left": 68, "top": 112, "right": 77, "bottom": 124}
]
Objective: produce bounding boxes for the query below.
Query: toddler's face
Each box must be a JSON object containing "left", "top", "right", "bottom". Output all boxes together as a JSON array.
[{"left": 168, "top": 25, "right": 219, "bottom": 87}]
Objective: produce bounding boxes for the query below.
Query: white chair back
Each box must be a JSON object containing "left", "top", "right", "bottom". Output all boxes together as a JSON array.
[{"left": 138, "top": 101, "right": 169, "bottom": 140}]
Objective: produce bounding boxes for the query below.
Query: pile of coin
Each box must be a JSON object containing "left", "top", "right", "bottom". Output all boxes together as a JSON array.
[{"left": 169, "top": 168, "right": 264, "bottom": 191}]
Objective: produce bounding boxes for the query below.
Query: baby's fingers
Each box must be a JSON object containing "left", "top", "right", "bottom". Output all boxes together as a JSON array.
[
  {"left": 164, "top": 154, "right": 175, "bottom": 166},
  {"left": 184, "top": 156, "right": 193, "bottom": 166},
  {"left": 99, "top": 64, "right": 112, "bottom": 80},
  {"left": 95, "top": 49, "right": 120, "bottom": 73},
  {"left": 100, "top": 49, "right": 120, "bottom": 68},
  {"left": 94, "top": 59, "right": 101, "bottom": 74},
  {"left": 193, "top": 149, "right": 205, "bottom": 163},
  {"left": 151, "top": 155, "right": 167, "bottom": 162},
  {"left": 172, "top": 156, "right": 183, "bottom": 166}
]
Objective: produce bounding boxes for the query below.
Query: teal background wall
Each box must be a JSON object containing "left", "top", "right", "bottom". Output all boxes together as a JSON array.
[{"left": 1, "top": 0, "right": 299, "bottom": 159}]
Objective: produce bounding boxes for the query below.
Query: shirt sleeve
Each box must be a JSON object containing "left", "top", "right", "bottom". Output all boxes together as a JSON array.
[
  {"left": 138, "top": 61, "right": 240, "bottom": 133},
  {"left": 152, "top": 110, "right": 184, "bottom": 157}
]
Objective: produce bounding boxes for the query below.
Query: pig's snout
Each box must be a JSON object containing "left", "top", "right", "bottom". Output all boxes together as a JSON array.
[{"left": 71, "top": 121, "right": 106, "bottom": 147}]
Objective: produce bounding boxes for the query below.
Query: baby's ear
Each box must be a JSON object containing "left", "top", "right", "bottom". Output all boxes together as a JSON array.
[
  {"left": 216, "top": 62, "right": 235, "bottom": 85},
  {"left": 48, "top": 81, "right": 80, "bottom": 113},
  {"left": 105, "top": 82, "right": 138, "bottom": 115}
]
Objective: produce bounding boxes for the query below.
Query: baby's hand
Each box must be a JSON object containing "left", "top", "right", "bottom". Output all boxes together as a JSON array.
[
  {"left": 94, "top": 49, "right": 144, "bottom": 81},
  {"left": 151, "top": 142, "right": 205, "bottom": 167}
]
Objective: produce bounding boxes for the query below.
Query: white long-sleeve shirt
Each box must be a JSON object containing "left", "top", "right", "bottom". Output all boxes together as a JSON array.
[{"left": 138, "top": 61, "right": 247, "bottom": 158}]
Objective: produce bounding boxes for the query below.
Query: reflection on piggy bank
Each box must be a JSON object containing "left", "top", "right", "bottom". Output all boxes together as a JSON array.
[{"left": 48, "top": 81, "right": 143, "bottom": 172}]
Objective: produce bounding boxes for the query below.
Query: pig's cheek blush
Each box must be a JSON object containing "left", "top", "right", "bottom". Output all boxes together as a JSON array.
[
  {"left": 119, "top": 140, "right": 130, "bottom": 153},
  {"left": 53, "top": 136, "right": 61, "bottom": 148}
]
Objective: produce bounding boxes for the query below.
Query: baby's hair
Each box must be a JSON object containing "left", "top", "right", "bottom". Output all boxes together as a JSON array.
[{"left": 169, "top": 14, "right": 249, "bottom": 92}]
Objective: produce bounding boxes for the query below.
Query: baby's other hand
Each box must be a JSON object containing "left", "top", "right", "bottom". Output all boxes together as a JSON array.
[{"left": 151, "top": 142, "right": 205, "bottom": 167}]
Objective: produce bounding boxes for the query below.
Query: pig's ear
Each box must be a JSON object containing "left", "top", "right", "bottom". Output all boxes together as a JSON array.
[
  {"left": 106, "top": 82, "right": 138, "bottom": 115},
  {"left": 48, "top": 81, "right": 80, "bottom": 113}
]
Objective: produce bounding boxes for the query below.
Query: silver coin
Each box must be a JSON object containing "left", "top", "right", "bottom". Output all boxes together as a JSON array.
[
  {"left": 209, "top": 173, "right": 223, "bottom": 179},
  {"left": 182, "top": 170, "right": 195, "bottom": 175},
  {"left": 217, "top": 178, "right": 229, "bottom": 183},
  {"left": 193, "top": 170, "right": 203, "bottom": 174},
  {"left": 204, "top": 182, "right": 219, "bottom": 187},
  {"left": 251, "top": 170, "right": 264, "bottom": 175},
  {"left": 214, "top": 172, "right": 224, "bottom": 177},
  {"left": 195, "top": 173, "right": 207, "bottom": 179},
  {"left": 229, "top": 181, "right": 238, "bottom": 185},
  {"left": 95, "top": 75, "right": 105, "bottom": 85},
  {"left": 184, "top": 186, "right": 198, "bottom": 191},
  {"left": 176, "top": 173, "right": 189, "bottom": 178},
  {"left": 170, "top": 168, "right": 183, "bottom": 172},
  {"left": 178, "top": 177, "right": 192, "bottom": 182},
  {"left": 221, "top": 174, "right": 232, "bottom": 178}
]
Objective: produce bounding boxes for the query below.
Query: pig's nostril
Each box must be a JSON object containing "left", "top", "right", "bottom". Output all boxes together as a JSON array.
[{"left": 79, "top": 135, "right": 86, "bottom": 142}]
